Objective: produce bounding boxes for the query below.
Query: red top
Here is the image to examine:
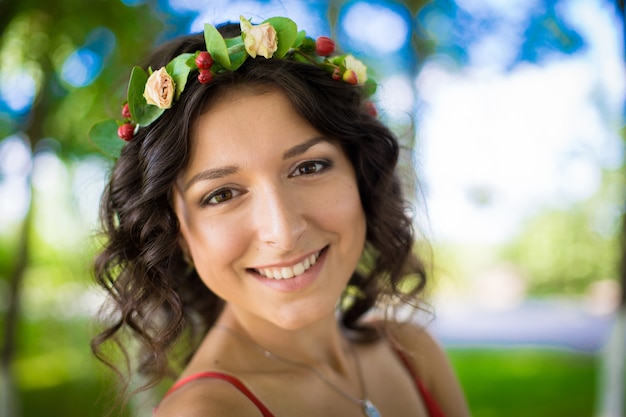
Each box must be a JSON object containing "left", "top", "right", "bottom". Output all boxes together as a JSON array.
[{"left": 158, "top": 348, "right": 446, "bottom": 417}]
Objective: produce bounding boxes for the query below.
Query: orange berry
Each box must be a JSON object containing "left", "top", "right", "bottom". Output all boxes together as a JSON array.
[{"left": 342, "top": 69, "right": 358, "bottom": 85}]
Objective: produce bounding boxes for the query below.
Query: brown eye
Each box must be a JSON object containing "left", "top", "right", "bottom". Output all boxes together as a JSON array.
[
  {"left": 213, "top": 189, "right": 233, "bottom": 203},
  {"left": 292, "top": 160, "right": 330, "bottom": 177},
  {"left": 202, "top": 188, "right": 239, "bottom": 206}
]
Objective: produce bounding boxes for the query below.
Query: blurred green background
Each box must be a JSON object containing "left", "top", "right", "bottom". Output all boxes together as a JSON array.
[{"left": 0, "top": 0, "right": 624, "bottom": 416}]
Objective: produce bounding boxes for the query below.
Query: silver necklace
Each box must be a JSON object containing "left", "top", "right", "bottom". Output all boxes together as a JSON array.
[{"left": 217, "top": 325, "right": 382, "bottom": 417}]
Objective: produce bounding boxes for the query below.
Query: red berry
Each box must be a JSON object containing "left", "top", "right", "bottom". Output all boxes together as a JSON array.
[
  {"left": 121, "top": 103, "right": 131, "bottom": 119},
  {"left": 315, "top": 36, "right": 335, "bottom": 56},
  {"left": 342, "top": 69, "right": 358, "bottom": 85},
  {"left": 195, "top": 51, "right": 213, "bottom": 70},
  {"left": 364, "top": 101, "right": 378, "bottom": 117},
  {"left": 198, "top": 69, "right": 213, "bottom": 84},
  {"left": 117, "top": 123, "right": 135, "bottom": 141},
  {"left": 331, "top": 68, "right": 341, "bottom": 81}
]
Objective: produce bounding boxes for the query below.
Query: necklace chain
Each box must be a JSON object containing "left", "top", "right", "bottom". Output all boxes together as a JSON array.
[{"left": 216, "top": 325, "right": 380, "bottom": 416}]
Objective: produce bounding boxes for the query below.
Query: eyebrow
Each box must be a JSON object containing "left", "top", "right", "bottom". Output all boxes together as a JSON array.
[
  {"left": 184, "top": 166, "right": 238, "bottom": 191},
  {"left": 184, "top": 136, "right": 329, "bottom": 192},
  {"left": 282, "top": 136, "right": 327, "bottom": 159}
]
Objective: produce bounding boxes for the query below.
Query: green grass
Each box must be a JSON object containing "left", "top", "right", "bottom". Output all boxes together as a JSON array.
[
  {"left": 19, "top": 378, "right": 129, "bottom": 417},
  {"left": 449, "top": 348, "right": 597, "bottom": 417},
  {"left": 10, "top": 316, "right": 599, "bottom": 417},
  {"left": 16, "top": 347, "right": 597, "bottom": 417}
]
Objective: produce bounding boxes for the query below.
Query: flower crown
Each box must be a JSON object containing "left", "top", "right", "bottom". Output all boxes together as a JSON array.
[{"left": 89, "top": 16, "right": 377, "bottom": 158}]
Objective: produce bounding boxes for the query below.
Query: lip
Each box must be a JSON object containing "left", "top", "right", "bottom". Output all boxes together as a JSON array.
[{"left": 249, "top": 246, "right": 328, "bottom": 292}]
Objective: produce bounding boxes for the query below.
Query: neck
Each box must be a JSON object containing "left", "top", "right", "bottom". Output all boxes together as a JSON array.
[
  {"left": 212, "top": 304, "right": 380, "bottom": 414},
  {"left": 216, "top": 304, "right": 352, "bottom": 375}
]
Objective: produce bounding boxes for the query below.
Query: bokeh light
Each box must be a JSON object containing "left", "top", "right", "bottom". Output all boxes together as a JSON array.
[{"left": 342, "top": 1, "right": 410, "bottom": 54}]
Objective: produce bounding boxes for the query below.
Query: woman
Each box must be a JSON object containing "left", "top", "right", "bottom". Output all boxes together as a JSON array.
[{"left": 90, "top": 15, "right": 470, "bottom": 417}]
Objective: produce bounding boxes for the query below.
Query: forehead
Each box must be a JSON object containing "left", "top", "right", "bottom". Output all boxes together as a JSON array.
[
  {"left": 194, "top": 87, "right": 304, "bottom": 139},
  {"left": 183, "top": 88, "right": 318, "bottom": 170}
]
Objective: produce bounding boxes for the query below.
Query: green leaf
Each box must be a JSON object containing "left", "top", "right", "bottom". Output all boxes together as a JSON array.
[
  {"left": 328, "top": 54, "right": 347, "bottom": 69},
  {"left": 166, "top": 52, "right": 194, "bottom": 99},
  {"left": 127, "top": 66, "right": 147, "bottom": 117},
  {"left": 89, "top": 120, "right": 125, "bottom": 159},
  {"left": 204, "top": 23, "right": 231, "bottom": 69},
  {"left": 264, "top": 17, "right": 297, "bottom": 58},
  {"left": 225, "top": 37, "right": 247, "bottom": 71},
  {"left": 186, "top": 54, "right": 197, "bottom": 68},
  {"left": 292, "top": 53, "right": 312, "bottom": 64},
  {"left": 292, "top": 30, "right": 306, "bottom": 48},
  {"left": 299, "top": 36, "right": 316, "bottom": 53},
  {"left": 319, "top": 61, "right": 339, "bottom": 74},
  {"left": 127, "top": 66, "right": 164, "bottom": 126},
  {"left": 363, "top": 79, "right": 377, "bottom": 97}
]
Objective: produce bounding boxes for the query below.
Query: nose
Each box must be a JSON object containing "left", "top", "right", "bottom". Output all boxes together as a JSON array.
[{"left": 254, "top": 184, "right": 306, "bottom": 251}]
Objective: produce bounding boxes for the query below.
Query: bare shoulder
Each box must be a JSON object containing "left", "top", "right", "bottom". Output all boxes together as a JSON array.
[
  {"left": 382, "top": 320, "right": 440, "bottom": 348},
  {"left": 153, "top": 376, "right": 265, "bottom": 417},
  {"left": 383, "top": 321, "right": 448, "bottom": 372},
  {"left": 380, "top": 320, "right": 472, "bottom": 417}
]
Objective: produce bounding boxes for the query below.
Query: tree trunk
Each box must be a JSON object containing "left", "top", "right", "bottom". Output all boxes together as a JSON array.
[
  {"left": 595, "top": 10, "right": 625, "bottom": 408},
  {"left": 0, "top": 26, "right": 51, "bottom": 414},
  {"left": 0, "top": 175, "right": 32, "bottom": 417}
]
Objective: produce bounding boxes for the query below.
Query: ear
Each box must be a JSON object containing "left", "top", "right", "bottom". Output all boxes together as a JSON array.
[
  {"left": 178, "top": 235, "right": 194, "bottom": 266},
  {"left": 172, "top": 184, "right": 194, "bottom": 266}
]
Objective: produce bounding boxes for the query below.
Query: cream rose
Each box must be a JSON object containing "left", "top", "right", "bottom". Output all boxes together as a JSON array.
[
  {"left": 344, "top": 55, "right": 368, "bottom": 85},
  {"left": 143, "top": 67, "right": 176, "bottom": 109},
  {"left": 240, "top": 17, "right": 278, "bottom": 59}
]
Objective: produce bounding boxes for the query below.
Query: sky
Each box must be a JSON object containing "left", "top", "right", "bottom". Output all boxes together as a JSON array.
[
  {"left": 415, "top": 0, "right": 624, "bottom": 243},
  {"left": 162, "top": 0, "right": 625, "bottom": 244},
  {"left": 0, "top": 0, "right": 622, "bottom": 332},
  {"left": 0, "top": 0, "right": 623, "bottom": 249}
]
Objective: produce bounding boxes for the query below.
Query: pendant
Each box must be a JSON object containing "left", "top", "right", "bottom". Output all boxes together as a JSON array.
[{"left": 362, "top": 399, "right": 381, "bottom": 417}]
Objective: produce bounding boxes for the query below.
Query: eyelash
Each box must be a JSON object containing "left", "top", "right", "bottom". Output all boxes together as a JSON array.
[
  {"left": 290, "top": 159, "right": 332, "bottom": 177},
  {"left": 199, "top": 159, "right": 332, "bottom": 207},
  {"left": 200, "top": 187, "right": 241, "bottom": 207}
]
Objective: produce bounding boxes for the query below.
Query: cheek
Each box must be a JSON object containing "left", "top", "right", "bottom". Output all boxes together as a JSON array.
[
  {"left": 185, "top": 217, "right": 250, "bottom": 265},
  {"left": 174, "top": 200, "right": 250, "bottom": 277},
  {"left": 318, "top": 181, "right": 366, "bottom": 240},
  {"left": 173, "top": 192, "right": 251, "bottom": 295},
  {"left": 184, "top": 219, "right": 252, "bottom": 296}
]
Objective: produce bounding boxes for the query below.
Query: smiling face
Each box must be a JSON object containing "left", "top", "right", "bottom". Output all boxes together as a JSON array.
[{"left": 172, "top": 87, "right": 366, "bottom": 330}]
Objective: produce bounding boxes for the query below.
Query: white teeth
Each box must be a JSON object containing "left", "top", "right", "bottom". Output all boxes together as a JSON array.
[
  {"left": 281, "top": 267, "right": 294, "bottom": 279},
  {"left": 257, "top": 251, "right": 321, "bottom": 280},
  {"left": 293, "top": 263, "right": 305, "bottom": 276}
]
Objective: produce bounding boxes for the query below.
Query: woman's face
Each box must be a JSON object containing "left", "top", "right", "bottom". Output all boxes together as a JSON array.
[{"left": 172, "top": 88, "right": 366, "bottom": 330}]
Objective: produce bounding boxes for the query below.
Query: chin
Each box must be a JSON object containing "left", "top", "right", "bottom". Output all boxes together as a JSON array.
[{"left": 269, "top": 300, "right": 338, "bottom": 331}]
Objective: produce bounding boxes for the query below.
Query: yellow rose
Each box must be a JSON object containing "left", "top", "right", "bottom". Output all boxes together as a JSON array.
[
  {"left": 344, "top": 55, "right": 368, "bottom": 85},
  {"left": 240, "top": 16, "right": 278, "bottom": 59},
  {"left": 143, "top": 67, "right": 176, "bottom": 109}
]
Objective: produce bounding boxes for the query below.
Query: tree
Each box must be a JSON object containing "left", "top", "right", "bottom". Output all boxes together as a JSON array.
[{"left": 0, "top": 1, "right": 163, "bottom": 414}]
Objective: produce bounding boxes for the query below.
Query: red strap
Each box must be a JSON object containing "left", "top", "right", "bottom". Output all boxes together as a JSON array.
[
  {"left": 160, "top": 352, "right": 444, "bottom": 417},
  {"left": 394, "top": 348, "right": 447, "bottom": 417},
  {"left": 162, "top": 371, "right": 275, "bottom": 417}
]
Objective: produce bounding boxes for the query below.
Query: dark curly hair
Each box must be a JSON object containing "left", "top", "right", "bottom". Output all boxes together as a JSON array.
[{"left": 91, "top": 22, "right": 428, "bottom": 400}]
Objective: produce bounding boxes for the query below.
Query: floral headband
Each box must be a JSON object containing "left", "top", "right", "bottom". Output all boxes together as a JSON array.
[{"left": 89, "top": 15, "right": 377, "bottom": 158}]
